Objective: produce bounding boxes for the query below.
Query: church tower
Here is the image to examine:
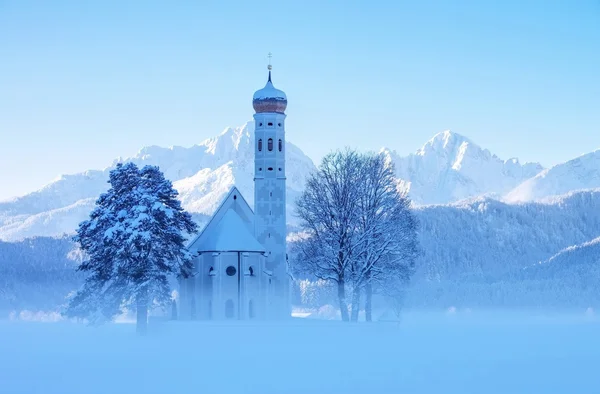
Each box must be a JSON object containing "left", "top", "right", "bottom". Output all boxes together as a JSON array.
[{"left": 252, "top": 62, "right": 289, "bottom": 319}]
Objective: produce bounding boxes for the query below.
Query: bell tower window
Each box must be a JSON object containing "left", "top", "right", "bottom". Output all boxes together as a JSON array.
[
  {"left": 268, "top": 138, "right": 273, "bottom": 151},
  {"left": 258, "top": 139, "right": 263, "bottom": 152},
  {"left": 278, "top": 139, "right": 282, "bottom": 152}
]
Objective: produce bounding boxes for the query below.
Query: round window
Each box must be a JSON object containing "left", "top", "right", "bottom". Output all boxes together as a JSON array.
[{"left": 226, "top": 266, "right": 237, "bottom": 276}]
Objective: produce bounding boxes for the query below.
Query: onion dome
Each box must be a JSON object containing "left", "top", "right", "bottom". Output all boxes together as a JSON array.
[{"left": 252, "top": 68, "right": 287, "bottom": 114}]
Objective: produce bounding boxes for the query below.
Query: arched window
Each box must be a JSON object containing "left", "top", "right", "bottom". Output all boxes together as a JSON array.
[
  {"left": 258, "top": 139, "right": 263, "bottom": 152},
  {"left": 278, "top": 139, "right": 282, "bottom": 152},
  {"left": 225, "top": 300, "right": 234, "bottom": 319},
  {"left": 268, "top": 138, "right": 273, "bottom": 151},
  {"left": 248, "top": 300, "right": 255, "bottom": 319}
]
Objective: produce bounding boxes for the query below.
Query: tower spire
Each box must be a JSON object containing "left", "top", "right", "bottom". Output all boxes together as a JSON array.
[{"left": 267, "top": 52, "right": 272, "bottom": 82}]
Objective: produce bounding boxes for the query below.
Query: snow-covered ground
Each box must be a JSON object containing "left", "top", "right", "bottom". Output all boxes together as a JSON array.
[{"left": 1, "top": 311, "right": 599, "bottom": 394}]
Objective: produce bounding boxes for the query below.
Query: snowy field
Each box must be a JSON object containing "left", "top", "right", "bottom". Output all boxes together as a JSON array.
[{"left": 1, "top": 310, "right": 600, "bottom": 394}]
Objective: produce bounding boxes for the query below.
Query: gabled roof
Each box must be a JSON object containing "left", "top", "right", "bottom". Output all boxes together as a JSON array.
[
  {"left": 192, "top": 209, "right": 265, "bottom": 253},
  {"left": 187, "top": 186, "right": 264, "bottom": 253}
]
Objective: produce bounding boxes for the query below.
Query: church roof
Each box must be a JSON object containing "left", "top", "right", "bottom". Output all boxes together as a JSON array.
[
  {"left": 252, "top": 70, "right": 287, "bottom": 114},
  {"left": 193, "top": 209, "right": 265, "bottom": 253},
  {"left": 252, "top": 72, "right": 287, "bottom": 100},
  {"left": 187, "top": 186, "right": 265, "bottom": 253}
]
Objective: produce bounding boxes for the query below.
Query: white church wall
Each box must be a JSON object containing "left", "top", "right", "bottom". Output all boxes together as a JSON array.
[
  {"left": 195, "top": 254, "right": 213, "bottom": 320},
  {"left": 219, "top": 253, "right": 240, "bottom": 320},
  {"left": 179, "top": 224, "right": 275, "bottom": 320},
  {"left": 242, "top": 253, "right": 264, "bottom": 320}
]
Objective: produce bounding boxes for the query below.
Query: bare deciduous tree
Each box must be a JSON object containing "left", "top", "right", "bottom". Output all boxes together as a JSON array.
[
  {"left": 294, "top": 150, "right": 365, "bottom": 321},
  {"left": 294, "top": 150, "right": 419, "bottom": 322},
  {"left": 348, "top": 153, "right": 418, "bottom": 321}
]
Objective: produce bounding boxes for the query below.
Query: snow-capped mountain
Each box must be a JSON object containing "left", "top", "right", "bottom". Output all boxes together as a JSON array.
[
  {"left": 0, "top": 121, "right": 315, "bottom": 241},
  {"left": 2, "top": 124, "right": 600, "bottom": 242},
  {"left": 0, "top": 198, "right": 97, "bottom": 241},
  {"left": 382, "top": 130, "right": 544, "bottom": 205},
  {"left": 505, "top": 149, "right": 600, "bottom": 202}
]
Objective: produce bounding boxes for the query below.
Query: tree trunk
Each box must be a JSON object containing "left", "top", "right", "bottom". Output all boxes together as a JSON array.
[
  {"left": 350, "top": 286, "right": 361, "bottom": 322},
  {"left": 337, "top": 279, "right": 350, "bottom": 322},
  {"left": 136, "top": 289, "right": 148, "bottom": 336},
  {"left": 365, "top": 280, "right": 373, "bottom": 322},
  {"left": 171, "top": 299, "right": 178, "bottom": 320}
]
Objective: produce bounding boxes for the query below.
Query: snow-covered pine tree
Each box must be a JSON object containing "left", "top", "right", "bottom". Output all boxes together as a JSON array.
[{"left": 65, "top": 163, "right": 197, "bottom": 334}]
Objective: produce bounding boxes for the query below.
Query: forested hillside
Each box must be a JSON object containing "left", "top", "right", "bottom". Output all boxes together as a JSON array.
[
  {"left": 0, "top": 236, "right": 82, "bottom": 314},
  {"left": 2, "top": 189, "right": 600, "bottom": 315}
]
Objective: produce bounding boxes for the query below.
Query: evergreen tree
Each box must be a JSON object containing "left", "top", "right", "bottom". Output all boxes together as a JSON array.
[{"left": 65, "top": 163, "right": 197, "bottom": 334}]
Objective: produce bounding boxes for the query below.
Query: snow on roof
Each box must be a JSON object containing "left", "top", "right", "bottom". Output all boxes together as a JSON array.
[
  {"left": 253, "top": 82, "right": 287, "bottom": 100},
  {"left": 186, "top": 186, "right": 254, "bottom": 249},
  {"left": 252, "top": 72, "right": 287, "bottom": 101},
  {"left": 193, "top": 209, "right": 265, "bottom": 253}
]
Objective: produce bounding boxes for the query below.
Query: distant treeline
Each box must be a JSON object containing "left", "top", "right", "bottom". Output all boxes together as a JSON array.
[
  {"left": 2, "top": 188, "right": 600, "bottom": 316},
  {"left": 0, "top": 236, "right": 83, "bottom": 314}
]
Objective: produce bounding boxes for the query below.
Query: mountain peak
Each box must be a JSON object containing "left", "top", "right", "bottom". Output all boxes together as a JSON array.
[
  {"left": 0, "top": 121, "right": 316, "bottom": 241},
  {"left": 416, "top": 130, "right": 478, "bottom": 158},
  {"left": 217, "top": 120, "right": 254, "bottom": 137},
  {"left": 505, "top": 149, "right": 600, "bottom": 202},
  {"left": 432, "top": 129, "right": 469, "bottom": 142},
  {"left": 383, "top": 129, "right": 545, "bottom": 205}
]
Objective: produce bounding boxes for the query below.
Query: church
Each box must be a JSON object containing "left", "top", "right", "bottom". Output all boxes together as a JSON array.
[{"left": 177, "top": 65, "right": 290, "bottom": 320}]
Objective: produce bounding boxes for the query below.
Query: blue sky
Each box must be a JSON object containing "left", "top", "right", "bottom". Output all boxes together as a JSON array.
[{"left": 1, "top": 0, "right": 599, "bottom": 200}]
